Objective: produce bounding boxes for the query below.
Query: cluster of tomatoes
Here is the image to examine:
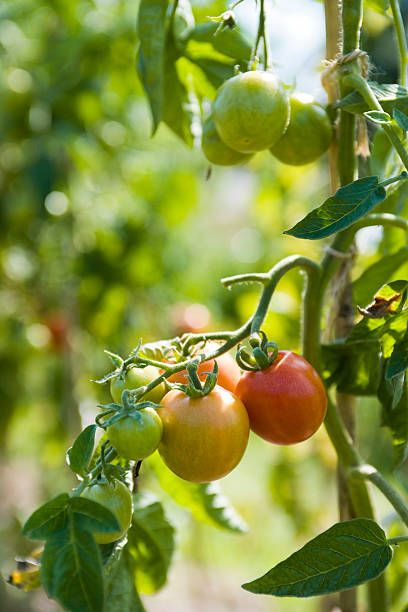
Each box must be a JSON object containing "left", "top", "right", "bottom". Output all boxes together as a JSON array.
[
  {"left": 202, "top": 70, "right": 333, "bottom": 167},
  {"left": 81, "top": 344, "right": 327, "bottom": 543}
]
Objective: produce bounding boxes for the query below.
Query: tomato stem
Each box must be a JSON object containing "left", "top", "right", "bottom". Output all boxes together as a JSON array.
[{"left": 390, "top": 0, "right": 408, "bottom": 88}]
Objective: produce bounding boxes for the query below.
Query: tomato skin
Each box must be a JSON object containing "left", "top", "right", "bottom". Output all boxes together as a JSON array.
[
  {"left": 158, "top": 386, "right": 249, "bottom": 483},
  {"left": 168, "top": 344, "right": 241, "bottom": 393},
  {"left": 202, "top": 116, "right": 252, "bottom": 166},
  {"left": 107, "top": 408, "right": 163, "bottom": 460},
  {"left": 81, "top": 479, "right": 132, "bottom": 544},
  {"left": 270, "top": 93, "right": 332, "bottom": 166},
  {"left": 110, "top": 365, "right": 165, "bottom": 404},
  {"left": 235, "top": 351, "right": 327, "bottom": 445},
  {"left": 213, "top": 71, "right": 289, "bottom": 153}
]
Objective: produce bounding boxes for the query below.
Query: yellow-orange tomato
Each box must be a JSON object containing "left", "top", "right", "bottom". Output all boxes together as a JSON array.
[
  {"left": 235, "top": 351, "right": 327, "bottom": 445},
  {"left": 168, "top": 344, "right": 241, "bottom": 393},
  {"left": 158, "top": 386, "right": 249, "bottom": 482}
]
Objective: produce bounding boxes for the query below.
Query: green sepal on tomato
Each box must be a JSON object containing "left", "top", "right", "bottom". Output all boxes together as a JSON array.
[
  {"left": 110, "top": 365, "right": 166, "bottom": 404},
  {"left": 80, "top": 479, "right": 132, "bottom": 544},
  {"left": 107, "top": 407, "right": 163, "bottom": 461},
  {"left": 235, "top": 351, "right": 327, "bottom": 445},
  {"left": 270, "top": 93, "right": 332, "bottom": 166}
]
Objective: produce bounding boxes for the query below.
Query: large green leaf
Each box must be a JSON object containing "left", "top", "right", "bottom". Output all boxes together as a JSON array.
[
  {"left": 23, "top": 494, "right": 69, "bottom": 540},
  {"left": 70, "top": 496, "right": 120, "bottom": 536},
  {"left": 190, "top": 57, "right": 235, "bottom": 89},
  {"left": 137, "top": 0, "right": 169, "bottom": 132},
  {"left": 149, "top": 454, "right": 247, "bottom": 533},
  {"left": 66, "top": 424, "right": 97, "bottom": 477},
  {"left": 386, "top": 330, "right": 408, "bottom": 380},
  {"left": 321, "top": 339, "right": 382, "bottom": 395},
  {"left": 284, "top": 177, "right": 386, "bottom": 240},
  {"left": 378, "top": 366, "right": 408, "bottom": 466},
  {"left": 41, "top": 513, "right": 104, "bottom": 612},
  {"left": 126, "top": 492, "right": 175, "bottom": 594},
  {"left": 353, "top": 249, "right": 408, "bottom": 308},
  {"left": 336, "top": 82, "right": 408, "bottom": 115},
  {"left": 348, "top": 309, "right": 408, "bottom": 357},
  {"left": 187, "top": 22, "right": 252, "bottom": 62},
  {"left": 242, "top": 519, "right": 392, "bottom": 597},
  {"left": 104, "top": 549, "right": 146, "bottom": 612}
]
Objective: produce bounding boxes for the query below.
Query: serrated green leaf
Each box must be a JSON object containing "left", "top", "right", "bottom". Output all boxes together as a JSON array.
[
  {"left": 242, "top": 519, "right": 392, "bottom": 597},
  {"left": 126, "top": 492, "right": 175, "bottom": 594},
  {"left": 104, "top": 548, "right": 146, "bottom": 612},
  {"left": 378, "top": 366, "right": 408, "bottom": 466},
  {"left": 136, "top": 0, "right": 168, "bottom": 132},
  {"left": 321, "top": 339, "right": 382, "bottom": 395},
  {"left": 67, "top": 425, "right": 97, "bottom": 477},
  {"left": 336, "top": 82, "right": 408, "bottom": 115},
  {"left": 41, "top": 514, "right": 104, "bottom": 612},
  {"left": 364, "top": 110, "right": 392, "bottom": 124},
  {"left": 353, "top": 249, "right": 408, "bottom": 308},
  {"left": 187, "top": 22, "right": 252, "bottom": 62},
  {"left": 23, "top": 494, "right": 69, "bottom": 540},
  {"left": 149, "top": 454, "right": 247, "bottom": 533},
  {"left": 394, "top": 108, "right": 408, "bottom": 131},
  {"left": 70, "top": 496, "right": 120, "bottom": 535},
  {"left": 284, "top": 176, "right": 386, "bottom": 240}
]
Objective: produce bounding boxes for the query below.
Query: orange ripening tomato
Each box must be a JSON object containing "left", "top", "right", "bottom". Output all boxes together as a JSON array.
[
  {"left": 158, "top": 386, "right": 249, "bottom": 483},
  {"left": 235, "top": 351, "right": 327, "bottom": 445},
  {"left": 168, "top": 344, "right": 241, "bottom": 393}
]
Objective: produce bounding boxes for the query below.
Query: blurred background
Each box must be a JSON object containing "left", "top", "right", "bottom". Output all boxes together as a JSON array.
[{"left": 1, "top": 0, "right": 408, "bottom": 610}]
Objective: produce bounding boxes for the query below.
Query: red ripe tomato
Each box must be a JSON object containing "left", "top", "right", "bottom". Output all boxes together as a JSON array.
[
  {"left": 168, "top": 343, "right": 241, "bottom": 392},
  {"left": 158, "top": 386, "right": 249, "bottom": 482},
  {"left": 235, "top": 351, "right": 327, "bottom": 445}
]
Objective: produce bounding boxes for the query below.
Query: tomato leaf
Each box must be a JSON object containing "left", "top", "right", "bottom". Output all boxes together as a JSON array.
[
  {"left": 149, "top": 454, "right": 247, "bottom": 533},
  {"left": 242, "top": 519, "right": 392, "bottom": 597},
  {"left": 378, "top": 366, "right": 408, "bottom": 466},
  {"left": 104, "top": 548, "right": 146, "bottom": 612},
  {"left": 385, "top": 331, "right": 408, "bottom": 380},
  {"left": 187, "top": 22, "right": 252, "bottom": 62},
  {"left": 41, "top": 513, "right": 104, "bottom": 612},
  {"left": 336, "top": 82, "right": 408, "bottom": 115},
  {"left": 321, "top": 339, "right": 382, "bottom": 395},
  {"left": 364, "top": 110, "right": 392, "bottom": 125},
  {"left": 66, "top": 424, "right": 97, "bottom": 477},
  {"left": 126, "top": 492, "right": 175, "bottom": 594},
  {"left": 394, "top": 108, "right": 408, "bottom": 131},
  {"left": 70, "top": 496, "right": 120, "bottom": 535},
  {"left": 353, "top": 249, "right": 408, "bottom": 308},
  {"left": 284, "top": 177, "right": 386, "bottom": 240},
  {"left": 190, "top": 57, "right": 235, "bottom": 89},
  {"left": 22, "top": 494, "right": 69, "bottom": 540},
  {"left": 136, "top": 0, "right": 168, "bottom": 132}
]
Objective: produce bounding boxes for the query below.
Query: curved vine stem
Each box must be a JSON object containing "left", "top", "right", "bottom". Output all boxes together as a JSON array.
[{"left": 390, "top": 0, "right": 408, "bottom": 88}]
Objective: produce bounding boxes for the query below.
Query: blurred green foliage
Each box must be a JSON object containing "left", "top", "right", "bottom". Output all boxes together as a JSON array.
[{"left": 1, "top": 1, "right": 408, "bottom": 611}]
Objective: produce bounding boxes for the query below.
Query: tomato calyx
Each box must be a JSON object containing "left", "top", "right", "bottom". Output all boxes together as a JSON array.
[
  {"left": 236, "top": 331, "right": 279, "bottom": 371},
  {"left": 96, "top": 392, "right": 160, "bottom": 428},
  {"left": 170, "top": 359, "right": 219, "bottom": 398}
]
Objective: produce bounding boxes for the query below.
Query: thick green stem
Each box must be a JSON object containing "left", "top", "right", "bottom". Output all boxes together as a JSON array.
[
  {"left": 352, "top": 212, "right": 408, "bottom": 233},
  {"left": 388, "top": 536, "right": 408, "bottom": 545},
  {"left": 390, "top": 0, "right": 408, "bottom": 87}
]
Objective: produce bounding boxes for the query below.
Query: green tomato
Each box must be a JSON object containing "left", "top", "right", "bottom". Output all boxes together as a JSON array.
[
  {"left": 212, "top": 70, "right": 289, "bottom": 153},
  {"left": 202, "top": 116, "right": 252, "bottom": 166},
  {"left": 270, "top": 93, "right": 332, "bottom": 165},
  {"left": 110, "top": 365, "right": 165, "bottom": 404},
  {"left": 107, "top": 408, "right": 163, "bottom": 460},
  {"left": 81, "top": 479, "right": 132, "bottom": 544}
]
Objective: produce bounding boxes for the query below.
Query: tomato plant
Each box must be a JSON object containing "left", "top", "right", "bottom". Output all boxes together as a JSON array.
[
  {"left": 212, "top": 70, "right": 289, "bottom": 153},
  {"left": 270, "top": 93, "right": 333, "bottom": 166},
  {"left": 235, "top": 351, "right": 327, "bottom": 444},
  {"left": 81, "top": 479, "right": 133, "bottom": 544},
  {"left": 107, "top": 408, "right": 163, "bottom": 460},
  {"left": 158, "top": 385, "right": 249, "bottom": 483}
]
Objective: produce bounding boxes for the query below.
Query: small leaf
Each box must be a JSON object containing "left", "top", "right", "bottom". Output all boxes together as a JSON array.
[
  {"left": 136, "top": 0, "right": 168, "bottom": 132},
  {"left": 321, "top": 340, "right": 382, "bottom": 395},
  {"left": 242, "top": 519, "right": 392, "bottom": 597},
  {"left": 284, "top": 176, "right": 386, "bottom": 240},
  {"left": 104, "top": 548, "right": 146, "bottom": 612},
  {"left": 104, "top": 350, "right": 124, "bottom": 368},
  {"left": 364, "top": 110, "right": 392, "bottom": 124},
  {"left": 336, "top": 82, "right": 408, "bottom": 115},
  {"left": 190, "top": 57, "right": 235, "bottom": 89},
  {"left": 187, "top": 21, "right": 252, "bottom": 61},
  {"left": 23, "top": 494, "right": 69, "bottom": 540},
  {"left": 70, "top": 496, "right": 120, "bottom": 535},
  {"left": 378, "top": 366, "right": 408, "bottom": 466},
  {"left": 149, "top": 454, "right": 247, "bottom": 533},
  {"left": 127, "top": 492, "right": 175, "bottom": 594},
  {"left": 394, "top": 107, "right": 408, "bottom": 131},
  {"left": 353, "top": 249, "right": 408, "bottom": 308},
  {"left": 66, "top": 425, "right": 97, "bottom": 477},
  {"left": 385, "top": 331, "right": 408, "bottom": 380},
  {"left": 41, "top": 514, "right": 104, "bottom": 612}
]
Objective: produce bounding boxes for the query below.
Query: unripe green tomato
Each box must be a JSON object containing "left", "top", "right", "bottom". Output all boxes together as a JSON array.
[
  {"left": 270, "top": 93, "right": 332, "bottom": 165},
  {"left": 201, "top": 116, "right": 252, "bottom": 166},
  {"left": 110, "top": 365, "right": 165, "bottom": 404},
  {"left": 107, "top": 408, "right": 163, "bottom": 460},
  {"left": 212, "top": 70, "right": 289, "bottom": 153},
  {"left": 81, "top": 479, "right": 132, "bottom": 544}
]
